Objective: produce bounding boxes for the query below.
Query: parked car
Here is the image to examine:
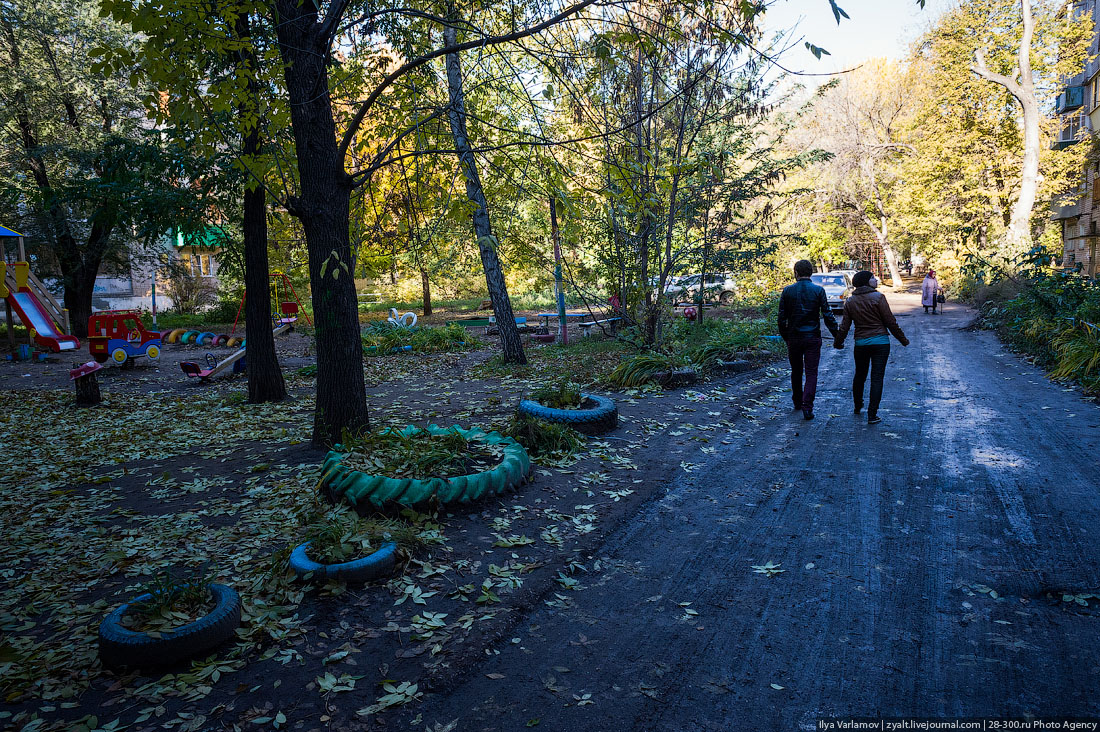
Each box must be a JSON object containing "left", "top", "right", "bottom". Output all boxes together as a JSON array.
[
  {"left": 664, "top": 272, "right": 738, "bottom": 305},
  {"left": 811, "top": 272, "right": 853, "bottom": 312}
]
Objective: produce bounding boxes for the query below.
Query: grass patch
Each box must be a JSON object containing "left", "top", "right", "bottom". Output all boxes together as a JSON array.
[
  {"left": 339, "top": 427, "right": 503, "bottom": 480},
  {"left": 609, "top": 352, "right": 692, "bottom": 387},
  {"left": 474, "top": 337, "right": 630, "bottom": 384},
  {"left": 530, "top": 379, "right": 584, "bottom": 409},
  {"left": 303, "top": 507, "right": 423, "bottom": 564},
  {"left": 362, "top": 322, "right": 480, "bottom": 355},
  {"left": 124, "top": 567, "right": 215, "bottom": 633},
  {"left": 502, "top": 413, "right": 584, "bottom": 457}
]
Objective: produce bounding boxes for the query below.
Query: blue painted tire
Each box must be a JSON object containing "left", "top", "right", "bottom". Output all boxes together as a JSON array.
[
  {"left": 196, "top": 332, "right": 217, "bottom": 345},
  {"left": 98, "top": 583, "right": 241, "bottom": 670},
  {"left": 517, "top": 393, "right": 618, "bottom": 435},
  {"left": 289, "top": 541, "right": 398, "bottom": 584}
]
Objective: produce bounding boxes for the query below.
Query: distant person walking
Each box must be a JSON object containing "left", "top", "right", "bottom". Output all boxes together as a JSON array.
[
  {"left": 922, "top": 270, "right": 942, "bottom": 314},
  {"left": 778, "top": 260, "right": 840, "bottom": 421},
  {"left": 834, "top": 271, "right": 909, "bottom": 425}
]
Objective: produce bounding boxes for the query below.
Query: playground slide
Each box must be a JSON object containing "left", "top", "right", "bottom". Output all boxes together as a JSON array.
[{"left": 6, "top": 289, "right": 79, "bottom": 352}]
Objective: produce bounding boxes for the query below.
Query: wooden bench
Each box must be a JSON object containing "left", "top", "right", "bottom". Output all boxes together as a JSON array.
[{"left": 578, "top": 317, "right": 622, "bottom": 336}]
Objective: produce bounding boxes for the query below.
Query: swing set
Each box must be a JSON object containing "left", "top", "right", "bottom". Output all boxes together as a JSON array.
[{"left": 229, "top": 272, "right": 311, "bottom": 336}]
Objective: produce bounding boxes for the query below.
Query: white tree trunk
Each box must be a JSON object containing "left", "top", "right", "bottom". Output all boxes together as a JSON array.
[{"left": 972, "top": 0, "right": 1040, "bottom": 253}]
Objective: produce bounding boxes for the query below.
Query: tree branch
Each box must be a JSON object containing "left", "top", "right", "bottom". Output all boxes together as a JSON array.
[
  {"left": 336, "top": 0, "right": 598, "bottom": 162},
  {"left": 971, "top": 50, "right": 1024, "bottom": 104},
  {"left": 317, "top": 0, "right": 352, "bottom": 47}
]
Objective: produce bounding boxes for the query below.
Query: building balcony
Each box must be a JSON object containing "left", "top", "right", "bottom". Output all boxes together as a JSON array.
[
  {"left": 1057, "top": 85, "right": 1086, "bottom": 113},
  {"left": 1052, "top": 198, "right": 1081, "bottom": 220}
]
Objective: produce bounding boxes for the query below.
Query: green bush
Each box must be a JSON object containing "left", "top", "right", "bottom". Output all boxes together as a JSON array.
[
  {"left": 609, "top": 352, "right": 691, "bottom": 387},
  {"left": 361, "top": 322, "right": 480, "bottom": 355},
  {"left": 338, "top": 426, "right": 501, "bottom": 479},
  {"left": 530, "top": 379, "right": 584, "bottom": 409},
  {"left": 502, "top": 413, "right": 584, "bottom": 457},
  {"left": 303, "top": 507, "right": 422, "bottom": 564},
  {"left": 981, "top": 271, "right": 1100, "bottom": 394}
]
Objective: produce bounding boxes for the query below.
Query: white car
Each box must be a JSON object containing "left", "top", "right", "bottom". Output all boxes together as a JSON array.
[
  {"left": 664, "top": 272, "right": 738, "bottom": 305},
  {"left": 811, "top": 272, "right": 853, "bottom": 312}
]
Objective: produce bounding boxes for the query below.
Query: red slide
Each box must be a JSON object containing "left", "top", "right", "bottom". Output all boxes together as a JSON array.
[{"left": 5, "top": 287, "right": 79, "bottom": 353}]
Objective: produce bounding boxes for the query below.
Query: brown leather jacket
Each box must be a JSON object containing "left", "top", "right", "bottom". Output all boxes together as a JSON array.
[{"left": 836, "top": 287, "right": 909, "bottom": 346}]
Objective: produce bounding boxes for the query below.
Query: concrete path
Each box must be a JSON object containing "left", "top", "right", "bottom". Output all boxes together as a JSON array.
[{"left": 405, "top": 292, "right": 1100, "bottom": 731}]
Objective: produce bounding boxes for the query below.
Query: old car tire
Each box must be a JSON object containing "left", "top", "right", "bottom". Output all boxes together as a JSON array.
[
  {"left": 98, "top": 583, "right": 241, "bottom": 670},
  {"left": 289, "top": 541, "right": 398, "bottom": 584},
  {"left": 516, "top": 393, "right": 618, "bottom": 435},
  {"left": 321, "top": 425, "right": 530, "bottom": 509}
]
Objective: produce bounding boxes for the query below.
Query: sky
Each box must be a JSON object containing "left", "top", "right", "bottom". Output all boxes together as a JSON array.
[{"left": 758, "top": 0, "right": 956, "bottom": 77}]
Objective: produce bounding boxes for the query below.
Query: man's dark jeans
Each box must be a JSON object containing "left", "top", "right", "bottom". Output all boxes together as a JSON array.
[
  {"left": 787, "top": 336, "right": 822, "bottom": 411},
  {"left": 853, "top": 343, "right": 891, "bottom": 417}
]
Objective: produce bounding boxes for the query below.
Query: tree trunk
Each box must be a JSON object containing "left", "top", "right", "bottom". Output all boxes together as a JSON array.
[
  {"left": 237, "top": 12, "right": 286, "bottom": 405},
  {"left": 971, "top": 0, "right": 1039, "bottom": 253},
  {"left": 549, "top": 195, "right": 568, "bottom": 344},
  {"left": 274, "top": 0, "right": 369, "bottom": 446},
  {"left": 879, "top": 236, "right": 904, "bottom": 287},
  {"left": 444, "top": 23, "right": 526, "bottom": 364},
  {"left": 74, "top": 372, "right": 101, "bottom": 407},
  {"left": 62, "top": 261, "right": 99, "bottom": 339},
  {"left": 420, "top": 268, "right": 432, "bottom": 316}
]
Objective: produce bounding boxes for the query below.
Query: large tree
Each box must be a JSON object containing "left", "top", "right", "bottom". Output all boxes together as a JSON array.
[
  {"left": 0, "top": 0, "right": 202, "bottom": 338},
  {"left": 798, "top": 60, "right": 914, "bottom": 286},
  {"left": 98, "top": 0, "right": 289, "bottom": 403}
]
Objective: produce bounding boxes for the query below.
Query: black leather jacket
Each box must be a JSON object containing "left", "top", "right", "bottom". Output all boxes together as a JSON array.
[{"left": 778, "top": 278, "right": 839, "bottom": 340}]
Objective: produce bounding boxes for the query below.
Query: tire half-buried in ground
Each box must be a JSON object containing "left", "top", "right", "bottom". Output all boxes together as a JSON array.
[
  {"left": 516, "top": 393, "right": 618, "bottom": 435},
  {"left": 321, "top": 425, "right": 531, "bottom": 509},
  {"left": 288, "top": 541, "right": 398, "bottom": 583},
  {"left": 98, "top": 583, "right": 241, "bottom": 670}
]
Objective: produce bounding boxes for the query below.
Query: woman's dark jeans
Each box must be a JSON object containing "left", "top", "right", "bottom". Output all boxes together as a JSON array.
[{"left": 853, "top": 343, "right": 891, "bottom": 417}]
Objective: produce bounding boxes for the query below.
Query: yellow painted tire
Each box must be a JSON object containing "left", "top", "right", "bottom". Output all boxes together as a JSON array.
[
  {"left": 145, "top": 344, "right": 160, "bottom": 361},
  {"left": 167, "top": 328, "right": 187, "bottom": 344},
  {"left": 112, "top": 348, "right": 129, "bottom": 365},
  {"left": 226, "top": 337, "right": 241, "bottom": 348}
]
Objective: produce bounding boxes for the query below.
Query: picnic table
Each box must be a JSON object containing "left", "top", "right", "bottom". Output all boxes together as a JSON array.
[{"left": 536, "top": 311, "right": 592, "bottom": 331}]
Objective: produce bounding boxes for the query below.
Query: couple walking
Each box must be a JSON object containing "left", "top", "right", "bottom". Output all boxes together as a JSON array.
[{"left": 777, "top": 260, "right": 909, "bottom": 424}]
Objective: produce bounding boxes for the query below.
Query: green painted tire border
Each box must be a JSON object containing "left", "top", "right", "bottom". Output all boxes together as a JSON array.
[{"left": 320, "top": 424, "right": 530, "bottom": 508}]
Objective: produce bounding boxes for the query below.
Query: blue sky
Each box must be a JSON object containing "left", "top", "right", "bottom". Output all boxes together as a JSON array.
[{"left": 760, "top": 0, "right": 956, "bottom": 76}]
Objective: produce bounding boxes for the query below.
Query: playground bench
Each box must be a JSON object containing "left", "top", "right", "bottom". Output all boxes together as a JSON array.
[{"left": 578, "top": 317, "right": 622, "bottom": 336}]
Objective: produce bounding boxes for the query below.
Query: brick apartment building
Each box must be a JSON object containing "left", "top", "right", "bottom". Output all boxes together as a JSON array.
[{"left": 1052, "top": 0, "right": 1100, "bottom": 276}]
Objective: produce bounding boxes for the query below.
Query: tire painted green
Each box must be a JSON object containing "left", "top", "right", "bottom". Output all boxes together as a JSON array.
[{"left": 321, "top": 425, "right": 530, "bottom": 508}]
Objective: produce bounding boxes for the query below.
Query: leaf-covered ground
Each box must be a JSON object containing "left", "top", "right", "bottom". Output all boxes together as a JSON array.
[{"left": 1, "top": 333, "right": 780, "bottom": 731}]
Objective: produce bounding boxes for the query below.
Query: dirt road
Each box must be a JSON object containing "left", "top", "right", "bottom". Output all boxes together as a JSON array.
[{"left": 402, "top": 292, "right": 1100, "bottom": 731}]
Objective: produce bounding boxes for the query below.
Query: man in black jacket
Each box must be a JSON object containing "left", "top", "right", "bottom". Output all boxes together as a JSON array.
[{"left": 778, "top": 260, "right": 840, "bottom": 420}]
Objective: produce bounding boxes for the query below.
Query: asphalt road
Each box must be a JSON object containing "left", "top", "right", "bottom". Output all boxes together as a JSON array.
[{"left": 404, "top": 292, "right": 1100, "bottom": 731}]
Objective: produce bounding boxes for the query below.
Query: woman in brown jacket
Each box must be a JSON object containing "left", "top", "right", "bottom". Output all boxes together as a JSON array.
[{"left": 834, "top": 271, "right": 909, "bottom": 424}]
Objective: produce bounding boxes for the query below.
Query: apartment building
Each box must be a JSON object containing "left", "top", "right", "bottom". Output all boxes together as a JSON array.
[
  {"left": 1052, "top": 0, "right": 1100, "bottom": 276},
  {"left": 92, "top": 228, "right": 224, "bottom": 312}
]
